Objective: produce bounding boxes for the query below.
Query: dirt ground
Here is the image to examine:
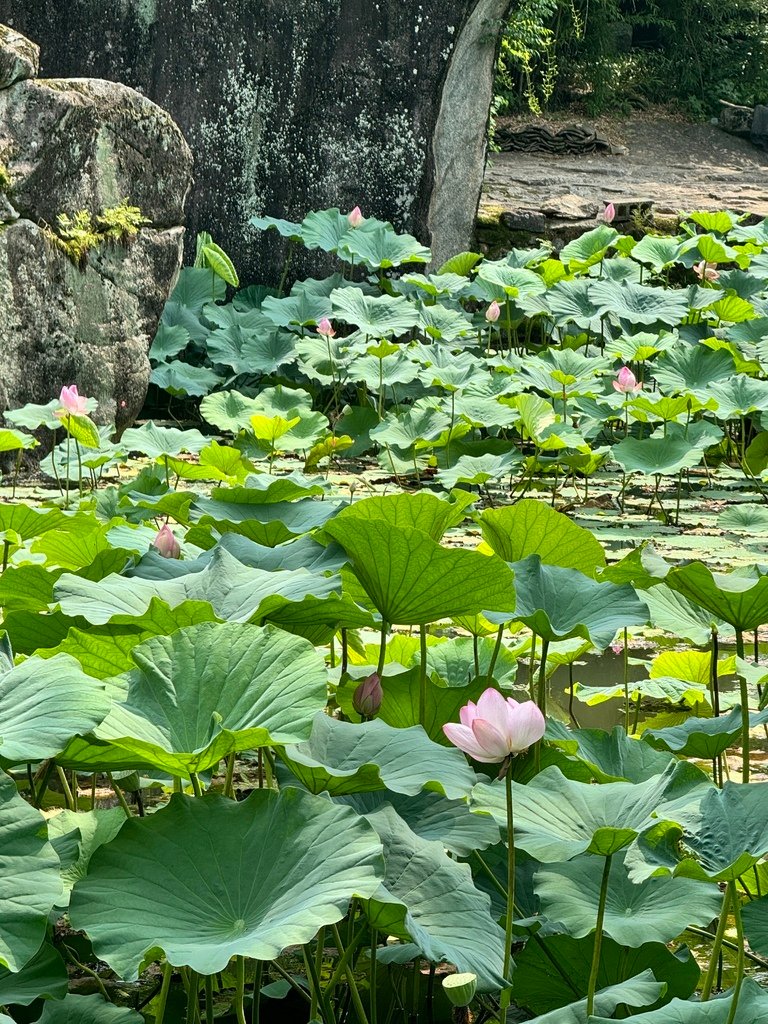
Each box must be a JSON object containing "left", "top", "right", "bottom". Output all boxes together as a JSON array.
[{"left": 480, "top": 109, "right": 768, "bottom": 241}]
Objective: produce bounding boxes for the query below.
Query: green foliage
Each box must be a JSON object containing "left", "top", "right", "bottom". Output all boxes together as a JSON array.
[{"left": 45, "top": 201, "right": 148, "bottom": 269}]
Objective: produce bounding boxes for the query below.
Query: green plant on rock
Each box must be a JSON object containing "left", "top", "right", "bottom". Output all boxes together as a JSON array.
[
  {"left": 96, "top": 201, "right": 149, "bottom": 245},
  {"left": 45, "top": 201, "right": 148, "bottom": 270}
]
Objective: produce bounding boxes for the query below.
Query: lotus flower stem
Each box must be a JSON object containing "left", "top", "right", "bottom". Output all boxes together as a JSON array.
[
  {"left": 204, "top": 975, "right": 214, "bottom": 1024},
  {"left": 252, "top": 960, "right": 263, "bottom": 1024},
  {"left": 376, "top": 622, "right": 388, "bottom": 678},
  {"left": 536, "top": 638, "right": 550, "bottom": 717},
  {"left": 701, "top": 884, "right": 733, "bottom": 1000},
  {"left": 268, "top": 960, "right": 312, "bottom": 1005},
  {"left": 499, "top": 765, "right": 516, "bottom": 1012},
  {"left": 154, "top": 961, "right": 174, "bottom": 1024},
  {"left": 487, "top": 626, "right": 504, "bottom": 682},
  {"left": 622, "top": 628, "right": 630, "bottom": 732},
  {"left": 330, "top": 923, "right": 370, "bottom": 1024},
  {"left": 585, "top": 854, "right": 613, "bottom": 1017},
  {"left": 419, "top": 625, "right": 428, "bottom": 724},
  {"left": 233, "top": 958, "right": 246, "bottom": 1024},
  {"left": 369, "top": 929, "right": 379, "bottom": 1024},
  {"left": 311, "top": 927, "right": 325, "bottom": 1019},
  {"left": 726, "top": 886, "right": 745, "bottom": 1024},
  {"left": 224, "top": 753, "right": 236, "bottom": 799},
  {"left": 735, "top": 630, "right": 751, "bottom": 783}
]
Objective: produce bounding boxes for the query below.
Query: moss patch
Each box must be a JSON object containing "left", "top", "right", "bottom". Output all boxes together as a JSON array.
[{"left": 43, "top": 201, "right": 149, "bottom": 269}]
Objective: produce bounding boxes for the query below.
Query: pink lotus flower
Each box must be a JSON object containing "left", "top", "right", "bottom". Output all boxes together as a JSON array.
[
  {"left": 694, "top": 260, "right": 720, "bottom": 283},
  {"left": 443, "top": 688, "right": 546, "bottom": 763},
  {"left": 486, "top": 300, "right": 501, "bottom": 323},
  {"left": 613, "top": 366, "right": 642, "bottom": 394},
  {"left": 152, "top": 524, "right": 181, "bottom": 559},
  {"left": 317, "top": 317, "right": 336, "bottom": 338},
  {"left": 55, "top": 384, "right": 88, "bottom": 418},
  {"left": 601, "top": 202, "right": 616, "bottom": 224},
  {"left": 352, "top": 673, "right": 383, "bottom": 718},
  {"left": 348, "top": 206, "right": 364, "bottom": 228}
]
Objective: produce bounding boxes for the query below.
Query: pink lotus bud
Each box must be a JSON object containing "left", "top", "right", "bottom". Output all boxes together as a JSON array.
[
  {"left": 611, "top": 643, "right": 623, "bottom": 656},
  {"left": 486, "top": 300, "right": 501, "bottom": 323},
  {"left": 613, "top": 366, "right": 642, "bottom": 394},
  {"left": 317, "top": 317, "right": 336, "bottom": 338},
  {"left": 694, "top": 260, "right": 720, "bottom": 283},
  {"left": 601, "top": 202, "right": 616, "bottom": 224},
  {"left": 443, "top": 688, "right": 546, "bottom": 762},
  {"left": 348, "top": 206, "right": 364, "bottom": 228},
  {"left": 352, "top": 673, "right": 383, "bottom": 718},
  {"left": 56, "top": 384, "right": 88, "bottom": 418},
  {"left": 152, "top": 524, "right": 181, "bottom": 559}
]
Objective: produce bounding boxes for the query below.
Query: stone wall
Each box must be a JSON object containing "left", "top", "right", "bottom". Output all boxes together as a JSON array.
[
  {"left": 0, "top": 26, "right": 193, "bottom": 431},
  {"left": 0, "top": 1, "right": 512, "bottom": 282}
]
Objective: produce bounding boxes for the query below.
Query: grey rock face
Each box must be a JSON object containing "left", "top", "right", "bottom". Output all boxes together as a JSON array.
[
  {"left": 0, "top": 24, "right": 38, "bottom": 88},
  {"left": 0, "top": 32, "right": 193, "bottom": 433},
  {"left": 0, "top": 0, "right": 511, "bottom": 283},
  {"left": 751, "top": 105, "right": 768, "bottom": 151}
]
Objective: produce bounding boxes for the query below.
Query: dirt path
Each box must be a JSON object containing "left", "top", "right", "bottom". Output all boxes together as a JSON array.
[{"left": 478, "top": 112, "right": 768, "bottom": 249}]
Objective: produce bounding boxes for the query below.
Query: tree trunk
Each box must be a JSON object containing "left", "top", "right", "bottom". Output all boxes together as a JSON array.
[{"left": 0, "top": 0, "right": 511, "bottom": 282}]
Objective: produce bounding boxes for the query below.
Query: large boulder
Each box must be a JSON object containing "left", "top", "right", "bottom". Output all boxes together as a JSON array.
[
  {"left": 0, "top": 37, "right": 193, "bottom": 431},
  {"left": 0, "top": 0, "right": 511, "bottom": 282}
]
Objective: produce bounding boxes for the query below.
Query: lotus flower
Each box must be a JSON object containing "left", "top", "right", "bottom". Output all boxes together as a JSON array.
[
  {"left": 486, "top": 300, "right": 501, "bottom": 323},
  {"left": 443, "top": 688, "right": 546, "bottom": 763},
  {"left": 694, "top": 260, "right": 720, "bottom": 283},
  {"left": 613, "top": 366, "right": 642, "bottom": 394},
  {"left": 348, "top": 206, "right": 364, "bottom": 228},
  {"left": 601, "top": 202, "right": 616, "bottom": 224},
  {"left": 317, "top": 317, "right": 336, "bottom": 338},
  {"left": 55, "top": 384, "right": 88, "bottom": 418},
  {"left": 152, "top": 524, "right": 181, "bottom": 559},
  {"left": 352, "top": 673, "right": 382, "bottom": 718}
]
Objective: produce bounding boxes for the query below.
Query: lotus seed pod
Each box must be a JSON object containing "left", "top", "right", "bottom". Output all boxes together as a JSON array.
[{"left": 442, "top": 972, "right": 477, "bottom": 1008}]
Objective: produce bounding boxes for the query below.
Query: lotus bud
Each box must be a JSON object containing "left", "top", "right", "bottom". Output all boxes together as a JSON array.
[
  {"left": 694, "top": 260, "right": 720, "bottom": 283},
  {"left": 352, "top": 673, "right": 382, "bottom": 718},
  {"left": 152, "top": 524, "right": 181, "bottom": 559},
  {"left": 317, "top": 317, "right": 336, "bottom": 337},
  {"left": 348, "top": 206, "right": 364, "bottom": 228},
  {"left": 485, "top": 300, "right": 501, "bottom": 323},
  {"left": 443, "top": 972, "right": 477, "bottom": 1008},
  {"left": 55, "top": 384, "right": 89, "bottom": 419},
  {"left": 612, "top": 366, "right": 641, "bottom": 394},
  {"left": 601, "top": 202, "right": 616, "bottom": 224}
]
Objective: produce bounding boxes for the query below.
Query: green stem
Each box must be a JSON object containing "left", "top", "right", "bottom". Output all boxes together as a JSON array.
[
  {"left": 370, "top": 928, "right": 378, "bottom": 1024},
  {"left": 62, "top": 943, "right": 111, "bottom": 1001},
  {"left": 701, "top": 884, "right": 733, "bottom": 1000},
  {"left": 303, "top": 943, "right": 335, "bottom": 1024},
  {"left": 251, "top": 960, "right": 263, "bottom": 1024},
  {"left": 187, "top": 969, "right": 200, "bottom": 1024},
  {"left": 331, "top": 923, "right": 370, "bottom": 1024},
  {"left": 376, "top": 621, "right": 388, "bottom": 678},
  {"left": 725, "top": 883, "right": 746, "bottom": 1024},
  {"left": 419, "top": 624, "right": 428, "bottom": 726},
  {"left": 190, "top": 772, "right": 204, "bottom": 797},
  {"left": 622, "top": 627, "right": 630, "bottom": 732},
  {"left": 154, "top": 961, "right": 174, "bottom": 1024},
  {"left": 499, "top": 765, "right": 516, "bottom": 1010},
  {"left": 311, "top": 927, "right": 325, "bottom": 1020},
  {"left": 106, "top": 772, "right": 132, "bottom": 818},
  {"left": 234, "top": 957, "right": 247, "bottom": 1024},
  {"left": 224, "top": 753, "right": 236, "bottom": 799},
  {"left": 56, "top": 764, "right": 76, "bottom": 810},
  {"left": 585, "top": 854, "right": 613, "bottom": 1017},
  {"left": 487, "top": 626, "right": 504, "bottom": 682},
  {"left": 268, "top": 960, "right": 312, "bottom": 1005},
  {"left": 204, "top": 975, "right": 214, "bottom": 1024},
  {"left": 735, "top": 630, "right": 750, "bottom": 783},
  {"left": 536, "top": 637, "right": 549, "bottom": 715}
]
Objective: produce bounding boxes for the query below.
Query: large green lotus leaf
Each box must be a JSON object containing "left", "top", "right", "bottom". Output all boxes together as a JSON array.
[
  {"left": 150, "top": 361, "right": 223, "bottom": 397},
  {"left": 547, "top": 723, "right": 676, "bottom": 783},
  {"left": 70, "top": 789, "right": 383, "bottom": 979},
  {"left": 479, "top": 500, "right": 605, "bottom": 577},
  {"left": 0, "top": 941, "right": 68, "bottom": 1004},
  {"left": 590, "top": 280, "right": 690, "bottom": 326},
  {"left": 331, "top": 287, "right": 420, "bottom": 337},
  {"left": 643, "top": 706, "right": 768, "bottom": 759},
  {"left": 38, "top": 600, "right": 218, "bottom": 679},
  {"left": 708, "top": 375, "right": 768, "bottom": 419},
  {"left": 0, "top": 654, "right": 111, "bottom": 765},
  {"left": 545, "top": 279, "right": 602, "bottom": 329},
  {"left": 209, "top": 473, "right": 329, "bottom": 504},
  {"left": 630, "top": 234, "right": 686, "bottom": 270},
  {"left": 524, "top": 973, "right": 665, "bottom": 1023},
  {"left": 0, "top": 772, "right": 62, "bottom": 970},
  {"left": 627, "top": 781, "right": 768, "bottom": 883},
  {"left": 436, "top": 451, "right": 522, "bottom": 490},
  {"left": 323, "top": 517, "right": 515, "bottom": 625},
  {"left": 472, "top": 765, "right": 675, "bottom": 861},
  {"left": 83, "top": 622, "right": 326, "bottom": 775},
  {"left": 0, "top": 504, "right": 66, "bottom": 544},
  {"left": 337, "top": 223, "right": 432, "bottom": 269},
  {"left": 571, "top": 677, "right": 708, "bottom": 710},
  {"left": 298, "top": 208, "right": 351, "bottom": 250},
  {"left": 207, "top": 324, "right": 297, "bottom": 376},
  {"left": 35, "top": 994, "right": 144, "bottom": 1023},
  {"left": 280, "top": 714, "right": 478, "bottom": 799},
  {"left": 559, "top": 225, "right": 619, "bottom": 270},
  {"left": 120, "top": 422, "right": 208, "bottom": 459},
  {"left": 200, "top": 389, "right": 263, "bottom": 432},
  {"left": 361, "top": 806, "right": 505, "bottom": 990},
  {"left": 611, "top": 436, "right": 707, "bottom": 476},
  {"left": 336, "top": 791, "right": 499, "bottom": 857},
  {"left": 54, "top": 547, "right": 341, "bottom": 626},
  {"left": 513, "top": 934, "right": 698, "bottom": 1017},
  {"left": 249, "top": 213, "right": 303, "bottom": 239},
  {"left": 742, "top": 893, "right": 768, "bottom": 957},
  {"left": 423, "top": 635, "right": 518, "bottom": 688},
  {"left": 260, "top": 291, "right": 332, "bottom": 328},
  {"left": 652, "top": 345, "right": 735, "bottom": 395},
  {"left": 416, "top": 301, "right": 473, "bottom": 342},
  {"left": 588, "top": 978, "right": 768, "bottom": 1023},
  {"left": 643, "top": 584, "right": 731, "bottom": 645},
  {"left": 535, "top": 854, "right": 721, "bottom": 945},
  {"left": 665, "top": 561, "right": 768, "bottom": 631},
  {"left": 194, "top": 496, "right": 343, "bottom": 546},
  {"left": 476, "top": 262, "right": 546, "bottom": 297},
  {"left": 370, "top": 405, "right": 451, "bottom": 452},
  {"left": 0, "top": 563, "right": 64, "bottom": 612},
  {"left": 328, "top": 491, "right": 473, "bottom": 541},
  {"left": 490, "top": 555, "right": 648, "bottom": 649},
  {"left": 47, "top": 808, "right": 127, "bottom": 904}
]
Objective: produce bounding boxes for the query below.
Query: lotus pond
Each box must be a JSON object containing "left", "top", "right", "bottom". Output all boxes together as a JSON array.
[{"left": 2, "top": 208, "right": 768, "bottom": 1023}]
